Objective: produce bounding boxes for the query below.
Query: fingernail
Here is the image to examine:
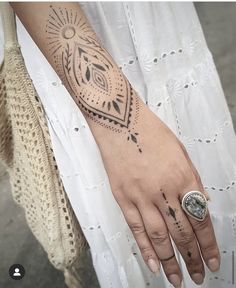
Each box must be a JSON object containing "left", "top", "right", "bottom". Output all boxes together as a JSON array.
[
  {"left": 208, "top": 258, "right": 220, "bottom": 272},
  {"left": 169, "top": 274, "right": 181, "bottom": 288},
  {"left": 191, "top": 273, "right": 204, "bottom": 285},
  {"left": 147, "top": 258, "right": 160, "bottom": 274}
]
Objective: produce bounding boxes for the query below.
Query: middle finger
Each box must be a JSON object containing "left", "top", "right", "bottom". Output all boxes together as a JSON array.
[{"left": 156, "top": 189, "right": 205, "bottom": 285}]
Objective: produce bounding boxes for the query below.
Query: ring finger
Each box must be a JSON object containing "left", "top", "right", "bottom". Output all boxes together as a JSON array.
[{"left": 179, "top": 187, "right": 221, "bottom": 273}]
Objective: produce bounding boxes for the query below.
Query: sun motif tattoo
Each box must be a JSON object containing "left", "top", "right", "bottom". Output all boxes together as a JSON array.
[{"left": 45, "top": 5, "right": 142, "bottom": 153}]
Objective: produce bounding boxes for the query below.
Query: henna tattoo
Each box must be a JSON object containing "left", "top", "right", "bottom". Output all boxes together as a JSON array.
[
  {"left": 45, "top": 5, "right": 142, "bottom": 152},
  {"left": 162, "top": 191, "right": 184, "bottom": 232},
  {"left": 162, "top": 192, "right": 167, "bottom": 202},
  {"left": 161, "top": 192, "right": 194, "bottom": 260},
  {"left": 162, "top": 192, "right": 177, "bottom": 221},
  {"left": 173, "top": 220, "right": 184, "bottom": 232},
  {"left": 168, "top": 206, "right": 177, "bottom": 221}
]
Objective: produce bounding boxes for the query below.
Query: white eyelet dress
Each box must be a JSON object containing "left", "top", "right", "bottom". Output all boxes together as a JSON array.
[{"left": 1, "top": 2, "right": 236, "bottom": 288}]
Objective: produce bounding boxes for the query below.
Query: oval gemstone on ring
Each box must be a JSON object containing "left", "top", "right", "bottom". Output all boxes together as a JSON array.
[{"left": 181, "top": 191, "right": 208, "bottom": 221}]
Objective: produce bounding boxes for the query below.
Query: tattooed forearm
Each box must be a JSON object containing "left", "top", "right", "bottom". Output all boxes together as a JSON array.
[{"left": 45, "top": 5, "right": 142, "bottom": 152}]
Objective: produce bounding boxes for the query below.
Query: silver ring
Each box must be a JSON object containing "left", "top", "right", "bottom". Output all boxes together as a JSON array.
[{"left": 181, "top": 191, "right": 208, "bottom": 221}]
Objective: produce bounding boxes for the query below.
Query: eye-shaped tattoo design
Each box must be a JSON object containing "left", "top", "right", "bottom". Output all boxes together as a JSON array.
[{"left": 45, "top": 5, "right": 142, "bottom": 153}]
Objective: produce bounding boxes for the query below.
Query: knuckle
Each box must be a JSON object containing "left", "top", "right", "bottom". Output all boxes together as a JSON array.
[
  {"left": 148, "top": 229, "right": 169, "bottom": 246},
  {"left": 187, "top": 260, "right": 204, "bottom": 275},
  {"left": 184, "top": 253, "right": 202, "bottom": 269},
  {"left": 129, "top": 222, "right": 146, "bottom": 235},
  {"left": 161, "top": 257, "right": 180, "bottom": 276},
  {"left": 112, "top": 188, "right": 126, "bottom": 203},
  {"left": 140, "top": 246, "right": 154, "bottom": 259},
  {"left": 201, "top": 239, "right": 218, "bottom": 255},
  {"left": 179, "top": 166, "right": 195, "bottom": 186},
  {"left": 192, "top": 215, "right": 210, "bottom": 232},
  {"left": 177, "top": 231, "right": 195, "bottom": 248}
]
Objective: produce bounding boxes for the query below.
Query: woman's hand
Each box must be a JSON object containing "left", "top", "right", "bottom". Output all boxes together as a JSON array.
[{"left": 94, "top": 99, "right": 221, "bottom": 288}]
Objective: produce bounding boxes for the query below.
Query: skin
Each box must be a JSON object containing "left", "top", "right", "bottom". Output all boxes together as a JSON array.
[{"left": 9, "top": 2, "right": 221, "bottom": 287}]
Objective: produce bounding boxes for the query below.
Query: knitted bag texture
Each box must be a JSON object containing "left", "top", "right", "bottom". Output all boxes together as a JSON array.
[{"left": 0, "top": 2, "right": 89, "bottom": 283}]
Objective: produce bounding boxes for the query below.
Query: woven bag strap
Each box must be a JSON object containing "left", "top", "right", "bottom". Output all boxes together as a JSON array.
[{"left": 0, "top": 2, "right": 19, "bottom": 48}]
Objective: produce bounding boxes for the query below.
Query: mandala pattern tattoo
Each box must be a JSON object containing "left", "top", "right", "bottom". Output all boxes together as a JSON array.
[{"left": 45, "top": 5, "right": 142, "bottom": 152}]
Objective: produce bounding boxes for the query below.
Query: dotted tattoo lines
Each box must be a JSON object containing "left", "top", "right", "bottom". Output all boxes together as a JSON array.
[
  {"left": 45, "top": 5, "right": 142, "bottom": 153},
  {"left": 162, "top": 191, "right": 184, "bottom": 232},
  {"left": 161, "top": 190, "right": 192, "bottom": 259}
]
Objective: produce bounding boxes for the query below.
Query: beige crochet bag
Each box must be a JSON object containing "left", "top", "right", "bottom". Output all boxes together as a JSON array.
[{"left": 0, "top": 3, "right": 89, "bottom": 287}]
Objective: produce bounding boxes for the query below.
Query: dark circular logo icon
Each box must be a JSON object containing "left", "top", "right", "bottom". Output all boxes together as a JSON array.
[{"left": 9, "top": 264, "right": 25, "bottom": 280}]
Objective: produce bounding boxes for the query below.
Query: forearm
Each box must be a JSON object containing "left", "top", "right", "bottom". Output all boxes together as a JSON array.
[{"left": 10, "top": 2, "right": 153, "bottom": 153}]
